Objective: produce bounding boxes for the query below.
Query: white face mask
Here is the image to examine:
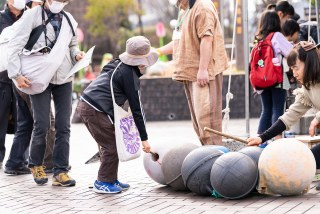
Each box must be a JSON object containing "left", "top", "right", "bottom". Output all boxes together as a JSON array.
[
  {"left": 12, "top": 0, "right": 26, "bottom": 10},
  {"left": 48, "top": 0, "right": 66, "bottom": 14}
]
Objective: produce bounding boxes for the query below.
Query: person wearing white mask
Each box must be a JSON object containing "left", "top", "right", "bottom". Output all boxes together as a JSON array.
[
  {"left": 4, "top": 0, "right": 58, "bottom": 177},
  {"left": 7, "top": 0, "right": 84, "bottom": 186},
  {"left": 0, "top": 0, "right": 25, "bottom": 169}
]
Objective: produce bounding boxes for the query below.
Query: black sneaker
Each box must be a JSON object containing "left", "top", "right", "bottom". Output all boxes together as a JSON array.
[{"left": 4, "top": 166, "right": 31, "bottom": 175}]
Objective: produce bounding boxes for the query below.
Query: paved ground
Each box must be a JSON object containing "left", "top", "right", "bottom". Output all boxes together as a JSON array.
[{"left": 1, "top": 118, "right": 320, "bottom": 214}]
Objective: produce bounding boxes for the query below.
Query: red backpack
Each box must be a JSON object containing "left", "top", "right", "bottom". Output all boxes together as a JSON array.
[{"left": 250, "top": 33, "right": 283, "bottom": 90}]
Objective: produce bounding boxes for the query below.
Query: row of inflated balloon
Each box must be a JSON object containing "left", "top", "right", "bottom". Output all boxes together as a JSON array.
[{"left": 143, "top": 139, "right": 316, "bottom": 199}]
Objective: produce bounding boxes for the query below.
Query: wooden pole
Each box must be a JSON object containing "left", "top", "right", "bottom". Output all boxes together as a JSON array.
[{"left": 204, "top": 127, "right": 248, "bottom": 144}]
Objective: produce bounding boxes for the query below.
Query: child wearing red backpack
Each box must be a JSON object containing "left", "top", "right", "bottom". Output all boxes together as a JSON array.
[{"left": 252, "top": 10, "right": 293, "bottom": 139}]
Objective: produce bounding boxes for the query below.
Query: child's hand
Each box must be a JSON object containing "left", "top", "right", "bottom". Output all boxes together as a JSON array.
[
  {"left": 309, "top": 118, "right": 320, "bottom": 137},
  {"left": 142, "top": 140, "right": 151, "bottom": 153},
  {"left": 247, "top": 137, "right": 262, "bottom": 146}
]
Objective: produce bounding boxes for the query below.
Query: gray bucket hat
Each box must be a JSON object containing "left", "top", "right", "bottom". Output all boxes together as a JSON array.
[{"left": 119, "top": 36, "right": 158, "bottom": 67}]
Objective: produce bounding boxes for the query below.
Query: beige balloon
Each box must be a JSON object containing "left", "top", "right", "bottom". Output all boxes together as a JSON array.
[{"left": 258, "top": 138, "right": 316, "bottom": 196}]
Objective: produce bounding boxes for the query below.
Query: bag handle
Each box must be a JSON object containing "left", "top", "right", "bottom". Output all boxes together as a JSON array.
[
  {"left": 61, "top": 11, "right": 76, "bottom": 37},
  {"left": 110, "top": 62, "right": 123, "bottom": 106}
]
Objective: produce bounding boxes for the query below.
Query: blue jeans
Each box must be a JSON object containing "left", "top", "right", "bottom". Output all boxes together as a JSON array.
[
  {"left": 257, "top": 87, "right": 286, "bottom": 134},
  {"left": 29, "top": 82, "right": 72, "bottom": 175},
  {"left": 5, "top": 86, "right": 33, "bottom": 168}
]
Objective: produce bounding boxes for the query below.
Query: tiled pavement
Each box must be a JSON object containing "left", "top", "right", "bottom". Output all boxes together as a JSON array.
[{"left": 1, "top": 119, "right": 320, "bottom": 214}]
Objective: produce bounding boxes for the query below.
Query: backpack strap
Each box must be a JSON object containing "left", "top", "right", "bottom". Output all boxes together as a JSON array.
[
  {"left": 24, "top": 7, "right": 53, "bottom": 51},
  {"left": 24, "top": 9, "right": 75, "bottom": 51},
  {"left": 265, "top": 32, "right": 276, "bottom": 41},
  {"left": 61, "top": 11, "right": 75, "bottom": 37},
  {"left": 266, "top": 32, "right": 284, "bottom": 88}
]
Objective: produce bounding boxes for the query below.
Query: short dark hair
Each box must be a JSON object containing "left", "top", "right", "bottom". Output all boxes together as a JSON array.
[
  {"left": 282, "top": 19, "right": 300, "bottom": 37},
  {"left": 287, "top": 45, "right": 320, "bottom": 90},
  {"left": 275, "top": 1, "right": 295, "bottom": 16},
  {"left": 255, "top": 10, "right": 281, "bottom": 41}
]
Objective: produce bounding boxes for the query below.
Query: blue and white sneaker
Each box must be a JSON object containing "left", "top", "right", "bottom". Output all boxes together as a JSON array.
[
  {"left": 93, "top": 180, "right": 122, "bottom": 194},
  {"left": 114, "top": 180, "right": 130, "bottom": 190}
]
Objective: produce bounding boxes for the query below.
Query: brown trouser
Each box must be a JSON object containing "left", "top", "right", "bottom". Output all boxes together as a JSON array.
[
  {"left": 76, "top": 100, "right": 118, "bottom": 183},
  {"left": 183, "top": 73, "right": 223, "bottom": 145}
]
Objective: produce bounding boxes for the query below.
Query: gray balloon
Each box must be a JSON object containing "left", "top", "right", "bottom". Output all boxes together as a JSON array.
[
  {"left": 239, "top": 146, "right": 263, "bottom": 165},
  {"left": 161, "top": 143, "right": 199, "bottom": 191},
  {"left": 210, "top": 152, "right": 258, "bottom": 199},
  {"left": 182, "top": 146, "right": 225, "bottom": 195}
]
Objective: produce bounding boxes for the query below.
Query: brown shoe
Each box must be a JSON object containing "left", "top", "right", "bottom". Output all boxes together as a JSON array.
[
  {"left": 30, "top": 166, "right": 48, "bottom": 185},
  {"left": 52, "top": 172, "right": 76, "bottom": 187}
]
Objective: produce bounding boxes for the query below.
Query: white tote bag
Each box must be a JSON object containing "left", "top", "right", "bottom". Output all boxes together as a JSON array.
[{"left": 110, "top": 62, "right": 142, "bottom": 162}]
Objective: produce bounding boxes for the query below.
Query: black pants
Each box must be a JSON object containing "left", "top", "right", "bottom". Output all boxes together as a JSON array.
[
  {"left": 0, "top": 82, "right": 15, "bottom": 162},
  {"left": 5, "top": 87, "right": 56, "bottom": 169},
  {"left": 29, "top": 82, "right": 72, "bottom": 175},
  {"left": 5, "top": 87, "right": 33, "bottom": 168}
]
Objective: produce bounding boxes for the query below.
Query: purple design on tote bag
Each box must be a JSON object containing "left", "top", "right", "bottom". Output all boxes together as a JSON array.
[{"left": 120, "top": 116, "right": 141, "bottom": 154}]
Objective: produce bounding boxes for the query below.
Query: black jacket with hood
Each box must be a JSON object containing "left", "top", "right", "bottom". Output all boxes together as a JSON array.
[{"left": 81, "top": 59, "right": 148, "bottom": 141}]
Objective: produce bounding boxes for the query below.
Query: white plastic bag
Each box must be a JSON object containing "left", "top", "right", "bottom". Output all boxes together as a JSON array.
[{"left": 110, "top": 62, "right": 142, "bottom": 162}]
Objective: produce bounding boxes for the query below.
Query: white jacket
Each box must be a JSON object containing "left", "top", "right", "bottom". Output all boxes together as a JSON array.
[{"left": 7, "top": 6, "right": 80, "bottom": 85}]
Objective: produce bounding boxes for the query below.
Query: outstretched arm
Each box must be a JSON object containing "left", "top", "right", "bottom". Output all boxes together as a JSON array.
[
  {"left": 157, "top": 41, "right": 173, "bottom": 56},
  {"left": 247, "top": 119, "right": 287, "bottom": 146}
]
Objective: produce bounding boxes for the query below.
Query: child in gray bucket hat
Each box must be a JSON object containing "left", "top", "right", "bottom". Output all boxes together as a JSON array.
[
  {"left": 76, "top": 36, "right": 158, "bottom": 194},
  {"left": 119, "top": 36, "right": 158, "bottom": 67}
]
